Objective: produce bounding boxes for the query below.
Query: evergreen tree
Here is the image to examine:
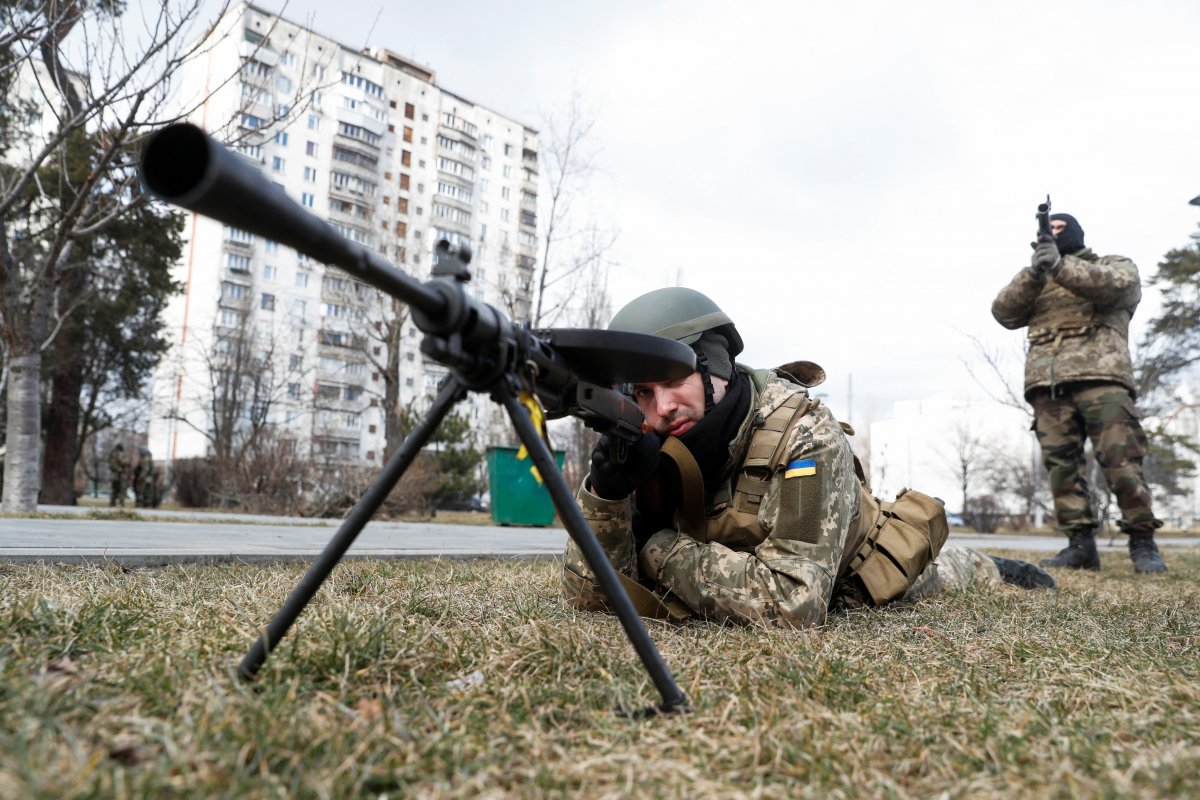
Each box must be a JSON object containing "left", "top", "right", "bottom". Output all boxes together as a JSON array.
[{"left": 1139, "top": 224, "right": 1200, "bottom": 397}]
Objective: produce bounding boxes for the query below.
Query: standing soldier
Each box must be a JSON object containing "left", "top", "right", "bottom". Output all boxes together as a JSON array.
[
  {"left": 108, "top": 444, "right": 130, "bottom": 508},
  {"left": 992, "top": 211, "right": 1167, "bottom": 573},
  {"left": 134, "top": 447, "right": 156, "bottom": 508}
]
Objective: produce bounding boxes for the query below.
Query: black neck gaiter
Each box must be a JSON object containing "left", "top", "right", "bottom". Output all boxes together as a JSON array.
[{"left": 676, "top": 371, "right": 751, "bottom": 495}]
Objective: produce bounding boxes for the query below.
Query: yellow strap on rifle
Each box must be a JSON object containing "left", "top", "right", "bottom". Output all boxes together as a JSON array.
[{"left": 515, "top": 392, "right": 549, "bottom": 484}]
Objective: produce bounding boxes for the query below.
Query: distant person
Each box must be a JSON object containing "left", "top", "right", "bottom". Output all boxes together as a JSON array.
[
  {"left": 108, "top": 444, "right": 130, "bottom": 508},
  {"left": 134, "top": 447, "right": 157, "bottom": 508},
  {"left": 562, "top": 288, "right": 1054, "bottom": 628},
  {"left": 992, "top": 211, "right": 1166, "bottom": 573}
]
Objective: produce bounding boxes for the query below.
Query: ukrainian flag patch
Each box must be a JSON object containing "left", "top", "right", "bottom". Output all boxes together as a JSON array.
[{"left": 784, "top": 458, "right": 816, "bottom": 478}]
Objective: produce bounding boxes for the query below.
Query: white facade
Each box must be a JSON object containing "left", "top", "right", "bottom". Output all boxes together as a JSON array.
[{"left": 149, "top": 3, "right": 538, "bottom": 467}]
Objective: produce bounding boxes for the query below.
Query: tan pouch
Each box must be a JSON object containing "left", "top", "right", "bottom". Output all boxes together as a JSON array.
[{"left": 844, "top": 488, "right": 950, "bottom": 606}]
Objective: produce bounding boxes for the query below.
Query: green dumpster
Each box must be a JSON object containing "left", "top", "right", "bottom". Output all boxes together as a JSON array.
[{"left": 487, "top": 446, "right": 566, "bottom": 527}]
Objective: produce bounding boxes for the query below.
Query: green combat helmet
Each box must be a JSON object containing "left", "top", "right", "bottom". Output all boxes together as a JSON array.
[{"left": 608, "top": 287, "right": 743, "bottom": 411}]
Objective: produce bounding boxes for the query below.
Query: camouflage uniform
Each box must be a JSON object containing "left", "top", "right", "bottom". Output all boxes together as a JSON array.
[
  {"left": 108, "top": 446, "right": 130, "bottom": 507},
  {"left": 991, "top": 248, "right": 1162, "bottom": 538},
  {"left": 562, "top": 367, "right": 1006, "bottom": 629}
]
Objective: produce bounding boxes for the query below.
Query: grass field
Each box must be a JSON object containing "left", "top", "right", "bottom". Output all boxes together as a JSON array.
[{"left": 1, "top": 550, "right": 1197, "bottom": 798}]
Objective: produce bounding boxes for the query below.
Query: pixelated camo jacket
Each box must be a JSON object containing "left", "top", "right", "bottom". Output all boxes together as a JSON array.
[
  {"left": 563, "top": 367, "right": 861, "bottom": 629},
  {"left": 991, "top": 248, "right": 1140, "bottom": 397}
]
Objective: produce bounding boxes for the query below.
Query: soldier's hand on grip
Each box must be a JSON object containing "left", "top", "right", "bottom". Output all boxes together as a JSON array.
[
  {"left": 588, "top": 431, "right": 661, "bottom": 500},
  {"left": 1031, "top": 239, "right": 1061, "bottom": 279}
]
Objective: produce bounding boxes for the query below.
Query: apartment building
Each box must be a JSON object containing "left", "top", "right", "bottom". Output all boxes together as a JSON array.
[{"left": 148, "top": 3, "right": 539, "bottom": 468}]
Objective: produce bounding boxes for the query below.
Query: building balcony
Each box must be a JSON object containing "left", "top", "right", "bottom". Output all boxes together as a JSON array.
[
  {"left": 218, "top": 295, "right": 252, "bottom": 312},
  {"left": 239, "top": 40, "right": 280, "bottom": 67}
]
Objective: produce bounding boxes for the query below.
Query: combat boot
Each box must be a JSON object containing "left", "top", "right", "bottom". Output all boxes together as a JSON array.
[
  {"left": 1039, "top": 529, "right": 1101, "bottom": 571},
  {"left": 1128, "top": 534, "right": 1167, "bottom": 574},
  {"left": 989, "top": 556, "right": 1056, "bottom": 589}
]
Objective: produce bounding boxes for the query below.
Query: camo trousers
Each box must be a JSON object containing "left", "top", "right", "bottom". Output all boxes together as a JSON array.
[
  {"left": 1030, "top": 381, "right": 1161, "bottom": 536},
  {"left": 902, "top": 545, "right": 1003, "bottom": 600}
]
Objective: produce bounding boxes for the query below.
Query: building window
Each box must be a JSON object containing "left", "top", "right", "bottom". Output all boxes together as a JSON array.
[
  {"left": 272, "top": 156, "right": 285, "bottom": 173},
  {"left": 277, "top": 76, "right": 293, "bottom": 92},
  {"left": 404, "top": 102, "right": 415, "bottom": 119},
  {"left": 295, "top": 272, "right": 309, "bottom": 288},
  {"left": 225, "top": 253, "right": 251, "bottom": 272},
  {"left": 401, "top": 150, "right": 411, "bottom": 167},
  {"left": 306, "top": 140, "right": 318, "bottom": 156},
  {"left": 262, "top": 263, "right": 277, "bottom": 281},
  {"left": 301, "top": 192, "right": 314, "bottom": 207},
  {"left": 289, "top": 355, "right": 302, "bottom": 371},
  {"left": 222, "top": 281, "right": 249, "bottom": 299},
  {"left": 403, "top": 126, "right": 413, "bottom": 143},
  {"left": 288, "top": 382, "right": 301, "bottom": 399},
  {"left": 399, "top": 174, "right": 410, "bottom": 190},
  {"left": 274, "top": 131, "right": 288, "bottom": 146},
  {"left": 308, "top": 114, "right": 320, "bottom": 130},
  {"left": 261, "top": 293, "right": 276, "bottom": 311},
  {"left": 303, "top": 166, "right": 317, "bottom": 182}
]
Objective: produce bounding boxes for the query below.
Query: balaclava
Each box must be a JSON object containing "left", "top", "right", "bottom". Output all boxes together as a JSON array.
[{"left": 1050, "top": 213, "right": 1086, "bottom": 256}]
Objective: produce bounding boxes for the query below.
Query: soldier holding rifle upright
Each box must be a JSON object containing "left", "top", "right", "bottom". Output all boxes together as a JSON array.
[{"left": 992, "top": 201, "right": 1166, "bottom": 573}]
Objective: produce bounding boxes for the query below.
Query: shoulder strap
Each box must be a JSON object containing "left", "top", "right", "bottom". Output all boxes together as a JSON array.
[{"left": 660, "top": 436, "right": 707, "bottom": 540}]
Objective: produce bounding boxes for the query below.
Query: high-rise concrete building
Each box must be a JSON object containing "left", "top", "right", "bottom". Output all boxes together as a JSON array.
[{"left": 149, "top": 3, "right": 539, "bottom": 469}]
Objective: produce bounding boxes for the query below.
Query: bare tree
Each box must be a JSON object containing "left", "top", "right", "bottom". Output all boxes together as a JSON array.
[
  {"left": 0, "top": 1, "right": 329, "bottom": 511},
  {"left": 521, "top": 94, "right": 617, "bottom": 329},
  {"left": 940, "top": 421, "right": 987, "bottom": 521},
  {"left": 0, "top": 2, "right": 245, "bottom": 510}
]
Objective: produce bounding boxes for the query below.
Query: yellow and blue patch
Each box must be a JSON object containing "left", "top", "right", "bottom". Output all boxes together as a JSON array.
[{"left": 784, "top": 458, "right": 816, "bottom": 479}]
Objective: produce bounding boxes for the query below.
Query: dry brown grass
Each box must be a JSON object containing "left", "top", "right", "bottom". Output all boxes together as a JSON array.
[{"left": 1, "top": 549, "right": 1197, "bottom": 798}]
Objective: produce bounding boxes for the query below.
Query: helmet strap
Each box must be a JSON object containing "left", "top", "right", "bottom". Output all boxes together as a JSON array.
[{"left": 696, "top": 352, "right": 716, "bottom": 412}]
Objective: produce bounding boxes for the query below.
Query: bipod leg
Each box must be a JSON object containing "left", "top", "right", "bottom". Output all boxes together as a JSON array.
[
  {"left": 498, "top": 383, "right": 689, "bottom": 715},
  {"left": 238, "top": 377, "right": 468, "bottom": 680}
]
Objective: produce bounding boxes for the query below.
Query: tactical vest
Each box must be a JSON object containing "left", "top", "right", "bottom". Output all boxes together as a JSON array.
[
  {"left": 1019, "top": 252, "right": 1138, "bottom": 396},
  {"left": 1027, "top": 280, "right": 1131, "bottom": 348}
]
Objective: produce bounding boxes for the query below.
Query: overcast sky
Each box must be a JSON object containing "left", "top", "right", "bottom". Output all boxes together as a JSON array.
[{"left": 227, "top": 0, "right": 1200, "bottom": 427}]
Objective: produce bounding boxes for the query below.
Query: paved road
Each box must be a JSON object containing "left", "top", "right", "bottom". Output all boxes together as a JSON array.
[{"left": 1, "top": 506, "right": 1196, "bottom": 566}]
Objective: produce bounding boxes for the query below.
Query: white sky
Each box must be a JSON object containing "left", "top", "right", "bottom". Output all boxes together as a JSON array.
[{"left": 211, "top": 0, "right": 1200, "bottom": 427}]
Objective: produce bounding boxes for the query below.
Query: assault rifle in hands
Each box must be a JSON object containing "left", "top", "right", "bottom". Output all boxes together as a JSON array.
[
  {"left": 1036, "top": 194, "right": 1053, "bottom": 242},
  {"left": 140, "top": 124, "right": 694, "bottom": 715}
]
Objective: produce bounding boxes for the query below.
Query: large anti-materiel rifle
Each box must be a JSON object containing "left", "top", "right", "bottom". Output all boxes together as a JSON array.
[{"left": 140, "top": 123, "right": 693, "bottom": 715}]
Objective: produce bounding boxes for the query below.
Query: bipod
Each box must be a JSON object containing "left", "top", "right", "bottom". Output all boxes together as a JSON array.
[{"left": 238, "top": 369, "right": 689, "bottom": 715}]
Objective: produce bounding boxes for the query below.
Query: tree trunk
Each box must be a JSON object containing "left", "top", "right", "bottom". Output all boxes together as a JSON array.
[
  {"left": 2, "top": 354, "right": 43, "bottom": 511},
  {"left": 41, "top": 353, "right": 84, "bottom": 504}
]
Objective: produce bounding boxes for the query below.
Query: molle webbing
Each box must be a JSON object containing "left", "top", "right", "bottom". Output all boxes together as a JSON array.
[{"left": 733, "top": 393, "right": 816, "bottom": 514}]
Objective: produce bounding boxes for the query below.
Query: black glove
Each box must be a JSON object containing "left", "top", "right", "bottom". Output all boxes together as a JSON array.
[
  {"left": 588, "top": 432, "right": 661, "bottom": 500},
  {"left": 1030, "top": 238, "right": 1060, "bottom": 279}
]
